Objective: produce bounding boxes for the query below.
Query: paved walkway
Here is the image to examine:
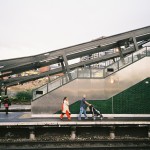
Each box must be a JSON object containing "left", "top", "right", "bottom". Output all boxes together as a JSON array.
[
  {"left": 0, "top": 105, "right": 150, "bottom": 127},
  {"left": 0, "top": 104, "right": 31, "bottom": 111},
  {"left": 0, "top": 111, "right": 150, "bottom": 127}
]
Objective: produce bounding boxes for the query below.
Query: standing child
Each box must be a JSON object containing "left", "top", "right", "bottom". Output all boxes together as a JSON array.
[{"left": 60, "top": 97, "right": 71, "bottom": 120}]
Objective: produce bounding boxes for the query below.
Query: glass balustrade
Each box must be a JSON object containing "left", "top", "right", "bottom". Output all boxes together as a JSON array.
[
  {"left": 48, "top": 78, "right": 62, "bottom": 92},
  {"left": 33, "top": 84, "right": 48, "bottom": 99},
  {"left": 133, "top": 48, "right": 146, "bottom": 62},
  {"left": 91, "top": 68, "right": 104, "bottom": 78},
  {"left": 104, "top": 46, "right": 150, "bottom": 77},
  {"left": 146, "top": 46, "right": 150, "bottom": 56},
  {"left": 77, "top": 68, "right": 90, "bottom": 78},
  {"left": 70, "top": 69, "right": 77, "bottom": 79},
  {"left": 104, "top": 62, "right": 119, "bottom": 77},
  {"left": 118, "top": 55, "right": 132, "bottom": 69}
]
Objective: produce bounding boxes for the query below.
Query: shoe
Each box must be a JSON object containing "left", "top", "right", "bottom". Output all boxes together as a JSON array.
[
  {"left": 85, "top": 117, "right": 88, "bottom": 120},
  {"left": 60, "top": 118, "right": 62, "bottom": 120},
  {"left": 68, "top": 117, "right": 71, "bottom": 120},
  {"left": 78, "top": 118, "right": 81, "bottom": 121}
]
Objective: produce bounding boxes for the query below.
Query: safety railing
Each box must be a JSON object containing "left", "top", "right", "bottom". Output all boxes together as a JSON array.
[
  {"left": 104, "top": 46, "right": 150, "bottom": 77},
  {"left": 33, "top": 46, "right": 150, "bottom": 100}
]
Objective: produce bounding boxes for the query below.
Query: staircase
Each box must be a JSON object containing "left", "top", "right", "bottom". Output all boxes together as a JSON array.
[
  {"left": 31, "top": 46, "right": 150, "bottom": 115},
  {"left": 33, "top": 46, "right": 150, "bottom": 101}
]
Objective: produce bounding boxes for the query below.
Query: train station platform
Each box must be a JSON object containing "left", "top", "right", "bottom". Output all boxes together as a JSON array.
[
  {"left": 0, "top": 105, "right": 31, "bottom": 112},
  {"left": 0, "top": 111, "right": 150, "bottom": 140},
  {"left": 0, "top": 104, "right": 150, "bottom": 140},
  {"left": 0, "top": 104, "right": 149, "bottom": 126},
  {"left": 0, "top": 111, "right": 150, "bottom": 126}
]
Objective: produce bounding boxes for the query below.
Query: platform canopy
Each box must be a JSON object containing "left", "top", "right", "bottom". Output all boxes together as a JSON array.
[{"left": 0, "top": 26, "right": 150, "bottom": 88}]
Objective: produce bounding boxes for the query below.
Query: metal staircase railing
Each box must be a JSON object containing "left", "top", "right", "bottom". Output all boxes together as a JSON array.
[
  {"left": 104, "top": 46, "right": 150, "bottom": 77},
  {"left": 33, "top": 46, "right": 150, "bottom": 100}
]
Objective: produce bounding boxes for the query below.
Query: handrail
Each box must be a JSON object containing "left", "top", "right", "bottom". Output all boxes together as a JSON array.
[
  {"left": 33, "top": 46, "right": 150, "bottom": 100},
  {"left": 104, "top": 46, "right": 150, "bottom": 77}
]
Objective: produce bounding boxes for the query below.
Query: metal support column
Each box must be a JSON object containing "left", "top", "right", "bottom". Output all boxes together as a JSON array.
[
  {"left": 118, "top": 47, "right": 125, "bottom": 65},
  {"left": 148, "top": 126, "right": 150, "bottom": 138},
  {"left": 59, "top": 60, "right": 68, "bottom": 83},
  {"left": 70, "top": 126, "right": 76, "bottom": 140},
  {"left": 110, "top": 126, "right": 115, "bottom": 139},
  {"left": 4, "top": 87, "right": 7, "bottom": 95},
  {"left": 29, "top": 127, "right": 35, "bottom": 140},
  {"left": 0, "top": 86, "right": 2, "bottom": 95},
  {"left": 60, "top": 61, "right": 65, "bottom": 74},
  {"left": 112, "top": 58, "right": 115, "bottom": 63},
  {"left": 133, "top": 36, "right": 138, "bottom": 51},
  {"left": 62, "top": 54, "right": 72, "bottom": 81},
  {"left": 59, "top": 56, "right": 65, "bottom": 72}
]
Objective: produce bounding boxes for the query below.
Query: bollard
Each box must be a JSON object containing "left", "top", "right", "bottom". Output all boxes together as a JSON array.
[
  {"left": 70, "top": 126, "right": 76, "bottom": 140},
  {"left": 29, "top": 127, "right": 35, "bottom": 140},
  {"left": 110, "top": 126, "right": 115, "bottom": 139}
]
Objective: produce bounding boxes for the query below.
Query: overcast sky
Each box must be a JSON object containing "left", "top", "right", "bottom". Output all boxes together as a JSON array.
[{"left": 0, "top": 0, "right": 150, "bottom": 60}]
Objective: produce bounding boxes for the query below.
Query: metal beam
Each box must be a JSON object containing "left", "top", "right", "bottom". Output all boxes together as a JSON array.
[
  {"left": 0, "top": 39, "right": 148, "bottom": 87},
  {"left": 133, "top": 36, "right": 139, "bottom": 51},
  {"left": 1, "top": 38, "right": 149, "bottom": 78},
  {"left": 2, "top": 48, "right": 135, "bottom": 87},
  {"left": 0, "top": 26, "right": 150, "bottom": 73},
  {"left": 0, "top": 26, "right": 150, "bottom": 87},
  {"left": 62, "top": 54, "right": 72, "bottom": 80}
]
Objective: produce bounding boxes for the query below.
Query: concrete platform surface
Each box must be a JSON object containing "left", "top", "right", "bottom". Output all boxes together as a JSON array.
[
  {"left": 0, "top": 112, "right": 150, "bottom": 127},
  {"left": 0, "top": 105, "right": 31, "bottom": 111}
]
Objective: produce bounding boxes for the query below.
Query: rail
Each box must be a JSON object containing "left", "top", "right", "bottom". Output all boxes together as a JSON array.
[{"left": 0, "top": 139, "right": 150, "bottom": 150}]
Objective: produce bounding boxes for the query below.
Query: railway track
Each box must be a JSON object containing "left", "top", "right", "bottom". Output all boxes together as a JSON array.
[{"left": 0, "top": 139, "right": 150, "bottom": 150}]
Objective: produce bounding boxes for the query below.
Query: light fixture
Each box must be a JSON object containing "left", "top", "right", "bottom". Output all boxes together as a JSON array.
[
  {"left": 110, "top": 79, "right": 114, "bottom": 84},
  {"left": 110, "top": 77, "right": 115, "bottom": 84},
  {"left": 114, "top": 48, "right": 119, "bottom": 52}
]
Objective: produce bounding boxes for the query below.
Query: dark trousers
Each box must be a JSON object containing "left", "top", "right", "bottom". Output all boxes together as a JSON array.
[{"left": 5, "top": 107, "right": 8, "bottom": 114}]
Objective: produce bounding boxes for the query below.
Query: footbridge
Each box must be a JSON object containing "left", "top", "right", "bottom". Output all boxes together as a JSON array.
[{"left": 0, "top": 26, "right": 150, "bottom": 89}]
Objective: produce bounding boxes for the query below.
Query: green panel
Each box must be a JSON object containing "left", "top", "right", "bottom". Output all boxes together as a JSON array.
[
  {"left": 86, "top": 99, "right": 112, "bottom": 114},
  {"left": 69, "top": 99, "right": 112, "bottom": 114},
  {"left": 70, "top": 101, "right": 81, "bottom": 114},
  {"left": 113, "top": 78, "right": 150, "bottom": 114},
  {"left": 56, "top": 78, "right": 150, "bottom": 114}
]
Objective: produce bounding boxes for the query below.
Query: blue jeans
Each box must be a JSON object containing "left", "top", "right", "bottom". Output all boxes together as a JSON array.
[{"left": 78, "top": 107, "right": 87, "bottom": 120}]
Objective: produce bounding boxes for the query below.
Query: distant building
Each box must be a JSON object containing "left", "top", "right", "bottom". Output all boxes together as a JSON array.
[{"left": 39, "top": 66, "right": 50, "bottom": 73}]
